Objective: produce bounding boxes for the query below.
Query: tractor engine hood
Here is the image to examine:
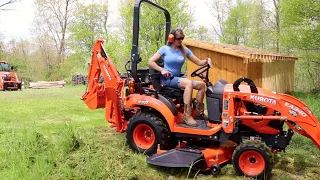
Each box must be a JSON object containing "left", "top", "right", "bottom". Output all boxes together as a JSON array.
[
  {"left": 1, "top": 72, "right": 10, "bottom": 76},
  {"left": 1, "top": 72, "right": 17, "bottom": 81}
]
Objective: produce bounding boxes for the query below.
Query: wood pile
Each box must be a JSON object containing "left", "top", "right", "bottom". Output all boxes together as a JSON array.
[
  {"left": 29, "top": 81, "right": 66, "bottom": 89},
  {"left": 72, "top": 74, "right": 88, "bottom": 85}
]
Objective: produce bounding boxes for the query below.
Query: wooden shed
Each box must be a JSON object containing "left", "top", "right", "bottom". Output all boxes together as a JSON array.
[{"left": 184, "top": 39, "right": 297, "bottom": 93}]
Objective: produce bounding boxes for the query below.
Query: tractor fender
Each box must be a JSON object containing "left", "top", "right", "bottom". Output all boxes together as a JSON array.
[
  {"left": 157, "top": 95, "right": 178, "bottom": 116},
  {"left": 125, "top": 94, "right": 177, "bottom": 130}
]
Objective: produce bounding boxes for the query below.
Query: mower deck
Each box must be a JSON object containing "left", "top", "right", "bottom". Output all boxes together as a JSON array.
[{"left": 147, "top": 148, "right": 205, "bottom": 168}]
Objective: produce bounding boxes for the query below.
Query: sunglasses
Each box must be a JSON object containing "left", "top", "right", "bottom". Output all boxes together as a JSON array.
[{"left": 175, "top": 37, "right": 185, "bottom": 41}]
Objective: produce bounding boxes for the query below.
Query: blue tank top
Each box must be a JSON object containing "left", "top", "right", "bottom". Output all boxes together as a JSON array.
[{"left": 158, "top": 45, "right": 192, "bottom": 76}]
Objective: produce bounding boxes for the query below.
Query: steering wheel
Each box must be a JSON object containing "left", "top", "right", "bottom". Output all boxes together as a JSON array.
[
  {"left": 233, "top": 77, "right": 258, "bottom": 93},
  {"left": 191, "top": 64, "right": 210, "bottom": 85}
]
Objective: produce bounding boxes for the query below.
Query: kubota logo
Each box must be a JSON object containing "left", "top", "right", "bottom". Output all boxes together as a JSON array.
[
  {"left": 103, "top": 65, "right": 111, "bottom": 80},
  {"left": 250, "top": 95, "right": 276, "bottom": 105},
  {"left": 285, "top": 102, "right": 307, "bottom": 117}
]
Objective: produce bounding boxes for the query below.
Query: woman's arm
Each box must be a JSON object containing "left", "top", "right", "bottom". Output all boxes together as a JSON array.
[
  {"left": 148, "top": 52, "right": 170, "bottom": 77},
  {"left": 188, "top": 54, "right": 212, "bottom": 67}
]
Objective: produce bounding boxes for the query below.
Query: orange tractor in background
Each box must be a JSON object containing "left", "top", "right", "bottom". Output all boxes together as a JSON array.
[
  {"left": 82, "top": 0, "right": 320, "bottom": 179},
  {"left": 0, "top": 61, "right": 22, "bottom": 91}
]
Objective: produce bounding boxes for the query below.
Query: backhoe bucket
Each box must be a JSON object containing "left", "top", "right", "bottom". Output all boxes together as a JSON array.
[{"left": 82, "top": 84, "right": 105, "bottom": 110}]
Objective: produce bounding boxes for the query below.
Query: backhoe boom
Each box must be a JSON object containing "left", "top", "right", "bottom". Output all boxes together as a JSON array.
[{"left": 82, "top": 40, "right": 126, "bottom": 132}]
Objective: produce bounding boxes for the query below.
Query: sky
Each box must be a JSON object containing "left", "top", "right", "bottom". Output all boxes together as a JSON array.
[{"left": 0, "top": 0, "right": 213, "bottom": 41}]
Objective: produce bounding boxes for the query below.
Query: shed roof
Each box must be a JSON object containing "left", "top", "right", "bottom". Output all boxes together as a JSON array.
[{"left": 183, "top": 39, "right": 298, "bottom": 63}]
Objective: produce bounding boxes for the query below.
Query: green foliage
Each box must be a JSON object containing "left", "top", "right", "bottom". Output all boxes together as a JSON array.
[
  {"left": 64, "top": 1, "right": 130, "bottom": 80},
  {"left": 69, "top": 2, "right": 108, "bottom": 54},
  {"left": 59, "top": 52, "right": 90, "bottom": 82},
  {"left": 59, "top": 2, "right": 109, "bottom": 81},
  {"left": 294, "top": 50, "right": 320, "bottom": 91},
  {"left": 280, "top": 0, "right": 320, "bottom": 91},
  {"left": 3, "top": 39, "right": 48, "bottom": 82},
  {"left": 119, "top": 0, "right": 194, "bottom": 68},
  {"left": 103, "top": 31, "right": 130, "bottom": 72},
  {"left": 0, "top": 35, "right": 4, "bottom": 59},
  {"left": 280, "top": 0, "right": 320, "bottom": 50},
  {"left": 221, "top": 0, "right": 250, "bottom": 45},
  {"left": 188, "top": 25, "right": 214, "bottom": 42},
  {"left": 221, "top": 0, "right": 275, "bottom": 49},
  {"left": 245, "top": 0, "right": 275, "bottom": 50}
]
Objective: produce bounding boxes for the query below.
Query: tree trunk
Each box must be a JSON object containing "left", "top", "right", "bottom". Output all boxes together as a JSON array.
[{"left": 273, "top": 0, "right": 280, "bottom": 53}]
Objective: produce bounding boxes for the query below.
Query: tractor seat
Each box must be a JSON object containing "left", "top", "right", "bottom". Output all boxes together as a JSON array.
[
  {"left": 148, "top": 56, "right": 184, "bottom": 104},
  {"left": 127, "top": 68, "right": 151, "bottom": 87},
  {"left": 149, "top": 68, "right": 184, "bottom": 101},
  {"left": 149, "top": 71, "right": 183, "bottom": 92}
]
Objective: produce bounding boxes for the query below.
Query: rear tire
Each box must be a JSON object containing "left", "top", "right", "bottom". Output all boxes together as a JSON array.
[
  {"left": 3, "top": 83, "right": 7, "bottom": 91},
  {"left": 18, "top": 83, "right": 22, "bottom": 90},
  {"left": 232, "top": 140, "right": 273, "bottom": 180},
  {"left": 126, "top": 112, "right": 171, "bottom": 156}
]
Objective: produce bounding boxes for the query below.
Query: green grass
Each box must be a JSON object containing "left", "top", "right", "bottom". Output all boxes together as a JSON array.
[{"left": 0, "top": 87, "right": 319, "bottom": 179}]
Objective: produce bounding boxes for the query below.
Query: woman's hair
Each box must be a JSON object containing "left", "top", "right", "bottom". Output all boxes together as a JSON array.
[{"left": 167, "top": 28, "right": 187, "bottom": 59}]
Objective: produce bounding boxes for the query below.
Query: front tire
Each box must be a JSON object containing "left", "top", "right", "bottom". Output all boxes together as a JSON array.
[
  {"left": 232, "top": 140, "right": 273, "bottom": 180},
  {"left": 210, "top": 164, "right": 221, "bottom": 175},
  {"left": 126, "top": 112, "right": 171, "bottom": 156}
]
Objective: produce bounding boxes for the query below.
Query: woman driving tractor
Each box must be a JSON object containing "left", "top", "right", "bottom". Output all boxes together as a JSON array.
[{"left": 148, "top": 28, "right": 212, "bottom": 127}]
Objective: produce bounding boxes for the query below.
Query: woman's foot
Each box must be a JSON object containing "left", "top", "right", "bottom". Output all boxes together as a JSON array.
[
  {"left": 195, "top": 102, "right": 207, "bottom": 119},
  {"left": 183, "top": 104, "right": 197, "bottom": 126}
]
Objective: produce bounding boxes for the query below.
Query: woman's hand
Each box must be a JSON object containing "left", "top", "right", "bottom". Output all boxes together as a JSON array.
[
  {"left": 161, "top": 69, "right": 171, "bottom": 77},
  {"left": 206, "top": 57, "right": 213, "bottom": 67},
  {"left": 188, "top": 54, "right": 213, "bottom": 67}
]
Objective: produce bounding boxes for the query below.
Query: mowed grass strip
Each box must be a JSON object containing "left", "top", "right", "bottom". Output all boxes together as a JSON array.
[{"left": 0, "top": 86, "right": 319, "bottom": 179}]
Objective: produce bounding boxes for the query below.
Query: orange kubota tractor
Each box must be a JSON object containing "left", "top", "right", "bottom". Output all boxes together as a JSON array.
[
  {"left": 82, "top": 0, "right": 320, "bottom": 179},
  {"left": 0, "top": 61, "right": 22, "bottom": 91}
]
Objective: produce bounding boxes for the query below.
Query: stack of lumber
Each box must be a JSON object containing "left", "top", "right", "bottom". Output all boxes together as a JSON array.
[{"left": 29, "top": 81, "right": 66, "bottom": 89}]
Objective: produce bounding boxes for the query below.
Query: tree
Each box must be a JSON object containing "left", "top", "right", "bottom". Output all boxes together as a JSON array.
[
  {"left": 61, "top": 1, "right": 109, "bottom": 77},
  {"left": 281, "top": 0, "right": 320, "bottom": 51},
  {"left": 2, "top": 39, "right": 48, "bottom": 82},
  {"left": 188, "top": 25, "right": 213, "bottom": 42},
  {"left": 0, "top": 34, "right": 4, "bottom": 59},
  {"left": 221, "top": 0, "right": 250, "bottom": 45},
  {"left": 69, "top": 2, "right": 109, "bottom": 54},
  {"left": 245, "top": 0, "right": 274, "bottom": 50},
  {"left": 280, "top": 0, "right": 320, "bottom": 91},
  {"left": 208, "top": 0, "right": 232, "bottom": 41},
  {"left": 33, "top": 0, "right": 77, "bottom": 63},
  {"left": 272, "top": 0, "right": 281, "bottom": 52},
  {"left": 218, "top": 0, "right": 278, "bottom": 51},
  {"left": 0, "top": 0, "right": 21, "bottom": 10}
]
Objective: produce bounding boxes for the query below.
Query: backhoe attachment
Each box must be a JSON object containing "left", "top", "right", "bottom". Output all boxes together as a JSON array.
[{"left": 82, "top": 40, "right": 126, "bottom": 132}]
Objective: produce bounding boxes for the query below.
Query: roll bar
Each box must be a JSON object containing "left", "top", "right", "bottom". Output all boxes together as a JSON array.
[{"left": 130, "top": 0, "right": 171, "bottom": 85}]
